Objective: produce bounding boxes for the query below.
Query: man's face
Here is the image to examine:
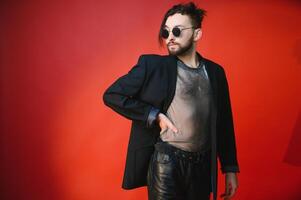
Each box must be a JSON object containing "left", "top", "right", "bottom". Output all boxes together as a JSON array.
[{"left": 163, "top": 13, "right": 197, "bottom": 56}]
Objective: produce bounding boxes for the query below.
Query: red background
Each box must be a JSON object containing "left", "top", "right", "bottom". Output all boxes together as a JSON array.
[{"left": 1, "top": 1, "right": 301, "bottom": 199}]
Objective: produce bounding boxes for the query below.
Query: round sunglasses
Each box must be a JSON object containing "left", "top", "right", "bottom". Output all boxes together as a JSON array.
[{"left": 161, "top": 26, "right": 195, "bottom": 39}]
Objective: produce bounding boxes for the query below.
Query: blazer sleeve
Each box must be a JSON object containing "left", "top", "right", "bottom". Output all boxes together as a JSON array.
[
  {"left": 102, "top": 55, "right": 159, "bottom": 128},
  {"left": 217, "top": 68, "right": 240, "bottom": 174}
]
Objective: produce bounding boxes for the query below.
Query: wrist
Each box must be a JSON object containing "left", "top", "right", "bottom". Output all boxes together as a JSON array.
[
  {"left": 156, "top": 113, "right": 163, "bottom": 122},
  {"left": 146, "top": 107, "right": 160, "bottom": 128}
]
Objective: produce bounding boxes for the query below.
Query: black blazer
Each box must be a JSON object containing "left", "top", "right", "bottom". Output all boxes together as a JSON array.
[{"left": 102, "top": 52, "right": 239, "bottom": 200}]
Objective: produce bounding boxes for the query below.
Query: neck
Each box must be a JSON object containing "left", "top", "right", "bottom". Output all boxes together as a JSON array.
[{"left": 176, "top": 49, "right": 199, "bottom": 68}]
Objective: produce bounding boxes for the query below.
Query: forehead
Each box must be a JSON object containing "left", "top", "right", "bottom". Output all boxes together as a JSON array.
[{"left": 164, "top": 13, "right": 192, "bottom": 28}]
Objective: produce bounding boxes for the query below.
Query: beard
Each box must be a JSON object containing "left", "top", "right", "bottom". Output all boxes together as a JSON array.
[{"left": 167, "top": 35, "right": 194, "bottom": 56}]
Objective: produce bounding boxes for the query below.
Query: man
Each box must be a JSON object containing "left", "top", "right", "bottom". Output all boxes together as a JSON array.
[{"left": 103, "top": 2, "right": 239, "bottom": 200}]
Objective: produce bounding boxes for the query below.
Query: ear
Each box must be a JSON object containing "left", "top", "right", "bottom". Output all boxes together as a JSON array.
[{"left": 194, "top": 28, "right": 202, "bottom": 41}]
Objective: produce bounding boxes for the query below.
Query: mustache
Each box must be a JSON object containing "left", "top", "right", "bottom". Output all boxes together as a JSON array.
[{"left": 168, "top": 42, "right": 178, "bottom": 46}]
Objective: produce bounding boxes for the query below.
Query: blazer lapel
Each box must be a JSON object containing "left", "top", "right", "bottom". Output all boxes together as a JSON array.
[
  {"left": 162, "top": 54, "right": 178, "bottom": 114},
  {"left": 197, "top": 51, "right": 218, "bottom": 104},
  {"left": 201, "top": 54, "right": 218, "bottom": 200}
]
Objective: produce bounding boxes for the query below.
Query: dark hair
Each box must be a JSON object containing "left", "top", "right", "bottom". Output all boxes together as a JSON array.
[{"left": 158, "top": 2, "right": 207, "bottom": 47}]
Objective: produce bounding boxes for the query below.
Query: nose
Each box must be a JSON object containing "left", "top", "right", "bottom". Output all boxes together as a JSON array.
[
  {"left": 167, "top": 33, "right": 175, "bottom": 44},
  {"left": 168, "top": 31, "right": 175, "bottom": 40}
]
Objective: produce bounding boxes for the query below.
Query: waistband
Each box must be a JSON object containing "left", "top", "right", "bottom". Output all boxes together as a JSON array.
[{"left": 154, "top": 140, "right": 211, "bottom": 163}]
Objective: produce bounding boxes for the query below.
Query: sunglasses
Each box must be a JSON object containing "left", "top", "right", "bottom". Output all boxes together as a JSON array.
[{"left": 161, "top": 26, "right": 195, "bottom": 39}]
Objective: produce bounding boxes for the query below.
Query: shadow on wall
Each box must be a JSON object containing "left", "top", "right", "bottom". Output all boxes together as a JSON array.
[
  {"left": 283, "top": 38, "right": 301, "bottom": 167},
  {"left": 283, "top": 110, "right": 301, "bottom": 166},
  {"left": 293, "top": 39, "right": 301, "bottom": 66}
]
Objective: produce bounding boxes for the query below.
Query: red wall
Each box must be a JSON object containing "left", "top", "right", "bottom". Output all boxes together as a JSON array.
[{"left": 1, "top": 1, "right": 301, "bottom": 199}]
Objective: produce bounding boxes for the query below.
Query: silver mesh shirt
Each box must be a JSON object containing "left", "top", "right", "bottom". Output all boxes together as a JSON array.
[{"left": 160, "top": 58, "right": 213, "bottom": 152}]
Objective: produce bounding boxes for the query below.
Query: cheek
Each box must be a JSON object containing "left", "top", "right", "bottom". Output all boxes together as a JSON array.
[
  {"left": 181, "top": 36, "right": 191, "bottom": 43},
  {"left": 182, "top": 32, "right": 194, "bottom": 41}
]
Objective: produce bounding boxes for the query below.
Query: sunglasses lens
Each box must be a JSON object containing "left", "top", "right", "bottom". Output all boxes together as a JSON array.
[
  {"left": 161, "top": 29, "right": 169, "bottom": 39},
  {"left": 172, "top": 27, "right": 181, "bottom": 37}
]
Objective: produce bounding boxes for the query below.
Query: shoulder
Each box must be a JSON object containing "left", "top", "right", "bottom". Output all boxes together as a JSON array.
[
  {"left": 139, "top": 53, "right": 167, "bottom": 59},
  {"left": 202, "top": 57, "right": 228, "bottom": 79},
  {"left": 203, "top": 57, "right": 224, "bottom": 71},
  {"left": 138, "top": 54, "right": 168, "bottom": 62},
  {"left": 136, "top": 54, "right": 170, "bottom": 71}
]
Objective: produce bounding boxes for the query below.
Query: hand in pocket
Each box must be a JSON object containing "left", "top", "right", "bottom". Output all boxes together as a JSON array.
[{"left": 157, "top": 113, "right": 179, "bottom": 134}]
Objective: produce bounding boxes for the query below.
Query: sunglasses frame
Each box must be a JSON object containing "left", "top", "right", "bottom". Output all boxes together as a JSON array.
[{"left": 161, "top": 26, "right": 195, "bottom": 39}]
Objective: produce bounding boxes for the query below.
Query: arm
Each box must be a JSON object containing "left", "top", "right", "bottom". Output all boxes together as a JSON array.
[
  {"left": 102, "top": 55, "right": 160, "bottom": 128},
  {"left": 217, "top": 67, "right": 240, "bottom": 174},
  {"left": 217, "top": 68, "right": 240, "bottom": 199}
]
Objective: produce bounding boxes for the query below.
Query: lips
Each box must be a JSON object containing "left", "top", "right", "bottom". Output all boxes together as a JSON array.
[{"left": 168, "top": 43, "right": 177, "bottom": 47}]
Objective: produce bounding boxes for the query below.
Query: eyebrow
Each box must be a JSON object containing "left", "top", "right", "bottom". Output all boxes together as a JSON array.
[{"left": 163, "top": 25, "right": 185, "bottom": 28}]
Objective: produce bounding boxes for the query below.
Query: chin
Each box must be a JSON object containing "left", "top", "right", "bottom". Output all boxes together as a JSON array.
[
  {"left": 168, "top": 51, "right": 177, "bottom": 56},
  {"left": 168, "top": 49, "right": 179, "bottom": 55}
]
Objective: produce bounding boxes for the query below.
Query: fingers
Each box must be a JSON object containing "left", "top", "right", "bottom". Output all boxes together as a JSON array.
[
  {"left": 222, "top": 172, "right": 238, "bottom": 199},
  {"left": 159, "top": 114, "right": 178, "bottom": 134},
  {"left": 220, "top": 185, "right": 231, "bottom": 199},
  {"left": 220, "top": 184, "right": 237, "bottom": 200},
  {"left": 229, "top": 187, "right": 237, "bottom": 198},
  {"left": 159, "top": 128, "right": 167, "bottom": 134},
  {"left": 166, "top": 120, "right": 178, "bottom": 133},
  {"left": 159, "top": 125, "right": 178, "bottom": 134}
]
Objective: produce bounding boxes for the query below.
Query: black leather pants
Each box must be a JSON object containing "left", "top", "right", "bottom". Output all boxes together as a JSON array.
[{"left": 147, "top": 141, "right": 211, "bottom": 200}]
